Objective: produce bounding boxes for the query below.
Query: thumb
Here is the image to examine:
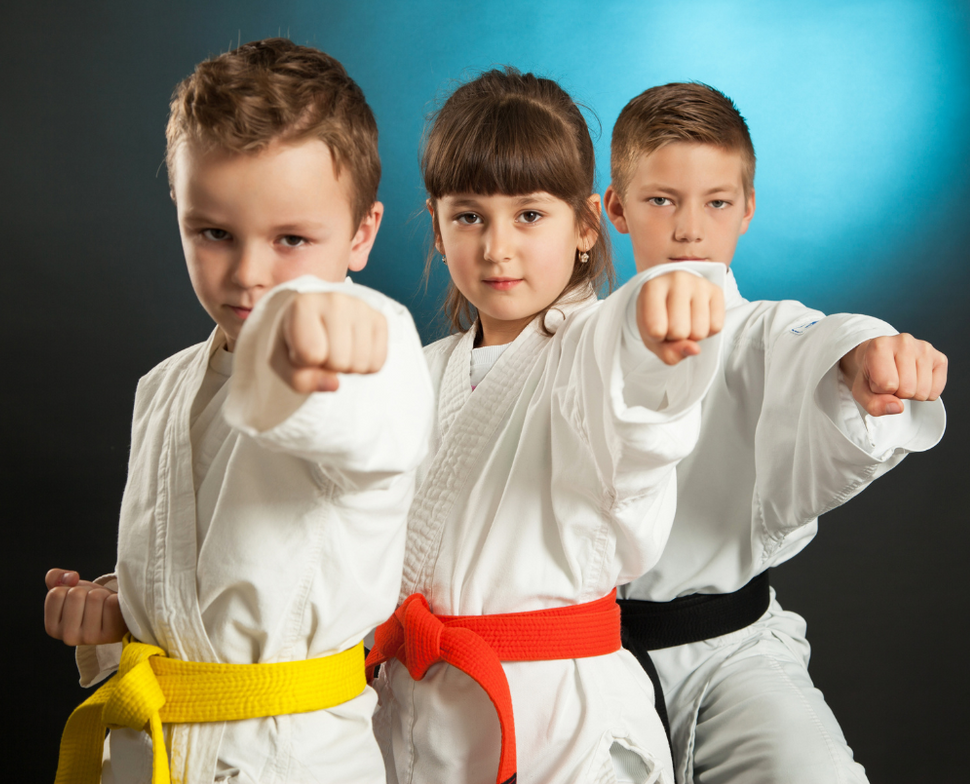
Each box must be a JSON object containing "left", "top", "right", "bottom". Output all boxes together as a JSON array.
[
  {"left": 853, "top": 376, "right": 904, "bottom": 416},
  {"left": 45, "top": 569, "right": 79, "bottom": 590},
  {"left": 650, "top": 339, "right": 701, "bottom": 366}
]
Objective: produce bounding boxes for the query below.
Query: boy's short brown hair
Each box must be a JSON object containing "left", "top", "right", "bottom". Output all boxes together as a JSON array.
[
  {"left": 166, "top": 38, "right": 380, "bottom": 228},
  {"left": 611, "top": 82, "right": 755, "bottom": 200}
]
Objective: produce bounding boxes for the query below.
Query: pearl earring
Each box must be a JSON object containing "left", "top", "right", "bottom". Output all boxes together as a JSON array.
[
  {"left": 441, "top": 255, "right": 447, "bottom": 264},
  {"left": 579, "top": 251, "right": 590, "bottom": 264}
]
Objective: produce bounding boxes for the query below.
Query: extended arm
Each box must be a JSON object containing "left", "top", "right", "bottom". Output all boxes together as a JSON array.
[
  {"left": 752, "top": 307, "right": 946, "bottom": 544},
  {"left": 556, "top": 263, "right": 726, "bottom": 582},
  {"left": 225, "top": 276, "right": 433, "bottom": 490}
]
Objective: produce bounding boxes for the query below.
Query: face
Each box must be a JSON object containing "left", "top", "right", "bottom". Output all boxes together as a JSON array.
[
  {"left": 173, "top": 137, "right": 382, "bottom": 350},
  {"left": 433, "top": 192, "right": 596, "bottom": 346},
  {"left": 604, "top": 142, "right": 755, "bottom": 271}
]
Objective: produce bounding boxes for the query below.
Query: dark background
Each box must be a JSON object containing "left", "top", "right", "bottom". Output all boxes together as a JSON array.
[{"left": 4, "top": 1, "right": 967, "bottom": 780}]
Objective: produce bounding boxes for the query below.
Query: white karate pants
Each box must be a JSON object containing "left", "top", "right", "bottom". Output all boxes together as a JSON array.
[{"left": 651, "top": 592, "right": 870, "bottom": 784}]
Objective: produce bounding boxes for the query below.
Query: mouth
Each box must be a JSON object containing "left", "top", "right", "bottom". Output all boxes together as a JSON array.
[
  {"left": 669, "top": 256, "right": 707, "bottom": 262},
  {"left": 483, "top": 278, "right": 522, "bottom": 291},
  {"left": 228, "top": 306, "right": 253, "bottom": 320}
]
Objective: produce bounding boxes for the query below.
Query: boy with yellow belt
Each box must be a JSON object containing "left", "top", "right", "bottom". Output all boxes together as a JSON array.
[{"left": 45, "top": 38, "right": 432, "bottom": 784}]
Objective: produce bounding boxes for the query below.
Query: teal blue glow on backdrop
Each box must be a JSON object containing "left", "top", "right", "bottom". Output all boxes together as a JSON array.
[{"left": 186, "top": 0, "right": 969, "bottom": 340}]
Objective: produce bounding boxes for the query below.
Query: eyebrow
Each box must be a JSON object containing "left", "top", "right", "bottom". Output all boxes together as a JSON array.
[
  {"left": 637, "top": 184, "right": 739, "bottom": 197},
  {"left": 443, "top": 197, "right": 483, "bottom": 210},
  {"left": 443, "top": 192, "right": 557, "bottom": 209},
  {"left": 180, "top": 209, "right": 220, "bottom": 224},
  {"left": 180, "top": 211, "right": 331, "bottom": 234},
  {"left": 512, "top": 193, "right": 557, "bottom": 205},
  {"left": 272, "top": 221, "right": 330, "bottom": 233}
]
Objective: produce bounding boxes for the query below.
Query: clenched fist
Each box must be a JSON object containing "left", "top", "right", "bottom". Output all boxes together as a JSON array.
[{"left": 272, "top": 292, "right": 388, "bottom": 393}]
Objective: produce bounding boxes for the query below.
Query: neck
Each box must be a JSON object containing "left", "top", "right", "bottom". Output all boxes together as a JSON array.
[{"left": 477, "top": 314, "right": 535, "bottom": 347}]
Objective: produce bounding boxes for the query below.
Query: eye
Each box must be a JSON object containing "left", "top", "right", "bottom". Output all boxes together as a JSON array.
[
  {"left": 455, "top": 212, "right": 482, "bottom": 225},
  {"left": 279, "top": 235, "right": 308, "bottom": 248},
  {"left": 201, "top": 228, "right": 230, "bottom": 241},
  {"left": 709, "top": 200, "right": 729, "bottom": 209},
  {"left": 648, "top": 197, "right": 672, "bottom": 207},
  {"left": 518, "top": 210, "right": 543, "bottom": 224}
]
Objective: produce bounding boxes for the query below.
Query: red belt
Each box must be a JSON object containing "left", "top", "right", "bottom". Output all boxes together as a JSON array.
[{"left": 365, "top": 589, "right": 621, "bottom": 784}]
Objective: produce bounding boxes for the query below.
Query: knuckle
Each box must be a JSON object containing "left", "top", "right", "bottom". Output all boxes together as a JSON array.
[
  {"left": 313, "top": 291, "right": 335, "bottom": 310},
  {"left": 291, "top": 294, "right": 314, "bottom": 321}
]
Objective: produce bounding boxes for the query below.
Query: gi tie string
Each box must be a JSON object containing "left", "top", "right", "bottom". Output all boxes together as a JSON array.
[
  {"left": 366, "top": 589, "right": 622, "bottom": 784},
  {"left": 55, "top": 634, "right": 366, "bottom": 784}
]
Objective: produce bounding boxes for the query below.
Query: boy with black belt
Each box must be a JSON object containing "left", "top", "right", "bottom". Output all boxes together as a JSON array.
[{"left": 604, "top": 82, "right": 947, "bottom": 784}]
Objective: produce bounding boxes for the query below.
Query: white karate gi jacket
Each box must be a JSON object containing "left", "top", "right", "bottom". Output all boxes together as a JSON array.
[
  {"left": 80, "top": 277, "right": 433, "bottom": 784},
  {"left": 618, "top": 269, "right": 946, "bottom": 783},
  {"left": 374, "top": 263, "right": 725, "bottom": 784}
]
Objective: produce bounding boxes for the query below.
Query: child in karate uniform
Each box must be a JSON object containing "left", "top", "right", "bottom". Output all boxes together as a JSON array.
[
  {"left": 44, "top": 39, "right": 432, "bottom": 784},
  {"left": 604, "top": 82, "right": 947, "bottom": 784},
  {"left": 368, "top": 68, "right": 726, "bottom": 784}
]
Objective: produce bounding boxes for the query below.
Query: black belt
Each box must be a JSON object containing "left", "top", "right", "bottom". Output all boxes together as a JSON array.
[{"left": 618, "top": 572, "right": 772, "bottom": 754}]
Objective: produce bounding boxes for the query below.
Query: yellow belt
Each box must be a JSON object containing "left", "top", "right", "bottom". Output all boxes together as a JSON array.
[{"left": 55, "top": 635, "right": 367, "bottom": 784}]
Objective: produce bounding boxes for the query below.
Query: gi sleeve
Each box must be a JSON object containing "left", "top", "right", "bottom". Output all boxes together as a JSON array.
[
  {"left": 751, "top": 304, "right": 946, "bottom": 543},
  {"left": 224, "top": 276, "right": 434, "bottom": 492}
]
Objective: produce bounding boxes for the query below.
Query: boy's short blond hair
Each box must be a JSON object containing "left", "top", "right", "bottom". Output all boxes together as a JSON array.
[
  {"left": 166, "top": 38, "right": 380, "bottom": 228},
  {"left": 611, "top": 82, "right": 755, "bottom": 200}
]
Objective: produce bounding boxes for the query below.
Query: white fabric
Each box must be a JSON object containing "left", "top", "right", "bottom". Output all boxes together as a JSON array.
[
  {"left": 374, "top": 262, "right": 726, "bottom": 784},
  {"left": 85, "top": 276, "right": 432, "bottom": 784},
  {"left": 619, "top": 269, "right": 946, "bottom": 784},
  {"left": 190, "top": 347, "right": 233, "bottom": 547},
  {"left": 469, "top": 342, "right": 510, "bottom": 388}
]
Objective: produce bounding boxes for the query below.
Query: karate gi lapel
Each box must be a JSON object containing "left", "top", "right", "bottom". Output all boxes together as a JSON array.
[
  {"left": 402, "top": 320, "right": 548, "bottom": 602},
  {"left": 153, "top": 330, "right": 228, "bottom": 780},
  {"left": 152, "top": 329, "right": 225, "bottom": 664}
]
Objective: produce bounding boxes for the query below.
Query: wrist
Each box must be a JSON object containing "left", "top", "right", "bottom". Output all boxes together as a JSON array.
[{"left": 839, "top": 339, "right": 869, "bottom": 383}]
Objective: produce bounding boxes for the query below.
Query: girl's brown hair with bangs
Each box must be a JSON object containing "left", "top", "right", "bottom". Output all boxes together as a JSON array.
[{"left": 423, "top": 68, "right": 614, "bottom": 334}]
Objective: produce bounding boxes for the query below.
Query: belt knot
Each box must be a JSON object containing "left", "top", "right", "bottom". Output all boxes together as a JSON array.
[
  {"left": 101, "top": 638, "right": 168, "bottom": 731},
  {"left": 399, "top": 594, "right": 446, "bottom": 679}
]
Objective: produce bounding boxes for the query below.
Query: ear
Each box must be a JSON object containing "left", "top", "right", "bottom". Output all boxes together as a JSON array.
[
  {"left": 603, "top": 185, "right": 629, "bottom": 234},
  {"left": 427, "top": 198, "right": 445, "bottom": 255},
  {"left": 739, "top": 188, "right": 756, "bottom": 236},
  {"left": 347, "top": 201, "right": 384, "bottom": 272},
  {"left": 579, "top": 193, "right": 602, "bottom": 251}
]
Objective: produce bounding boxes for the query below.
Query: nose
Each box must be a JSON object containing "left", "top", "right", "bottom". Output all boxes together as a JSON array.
[
  {"left": 483, "top": 221, "right": 514, "bottom": 264},
  {"left": 230, "top": 242, "right": 269, "bottom": 289},
  {"left": 674, "top": 203, "right": 703, "bottom": 243}
]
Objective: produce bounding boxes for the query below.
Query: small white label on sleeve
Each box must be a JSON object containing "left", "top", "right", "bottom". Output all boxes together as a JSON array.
[{"left": 790, "top": 320, "right": 819, "bottom": 335}]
